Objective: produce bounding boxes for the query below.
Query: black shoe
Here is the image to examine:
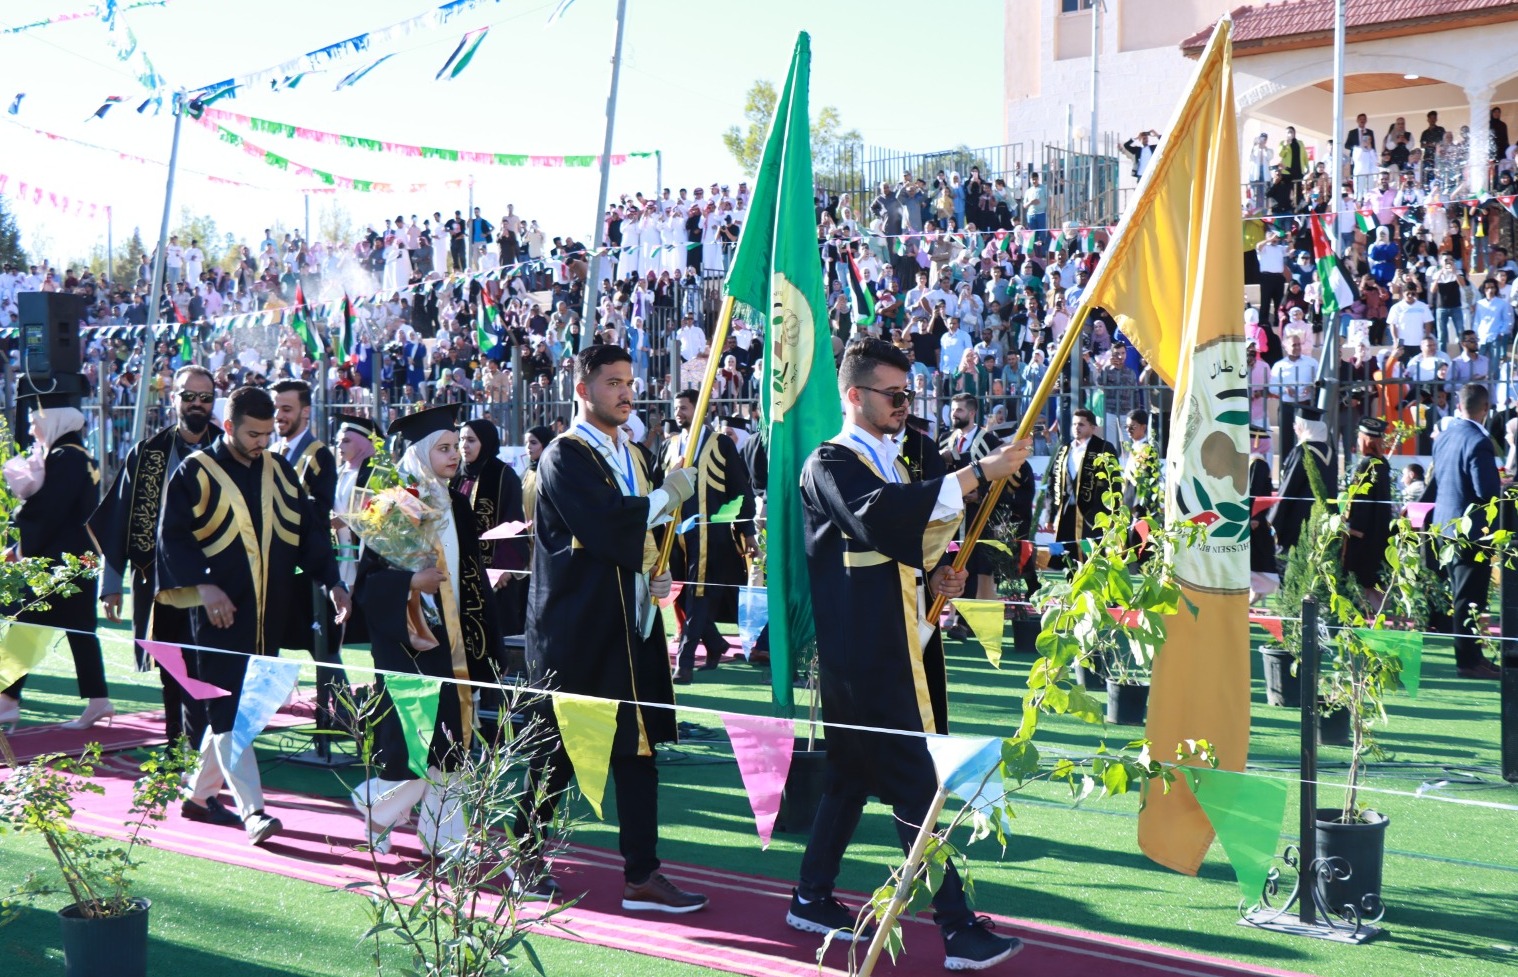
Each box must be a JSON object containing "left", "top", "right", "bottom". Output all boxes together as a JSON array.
[
  {"left": 785, "top": 890, "right": 875, "bottom": 943},
  {"left": 943, "top": 916, "right": 1023, "bottom": 971},
  {"left": 699, "top": 655, "right": 721, "bottom": 671},
  {"left": 511, "top": 857, "right": 563, "bottom": 901},
  {"left": 182, "top": 796, "right": 243, "bottom": 827},
  {"left": 245, "top": 810, "right": 283, "bottom": 846},
  {"left": 946, "top": 624, "right": 972, "bottom": 641},
  {"left": 671, "top": 667, "right": 693, "bottom": 685}
]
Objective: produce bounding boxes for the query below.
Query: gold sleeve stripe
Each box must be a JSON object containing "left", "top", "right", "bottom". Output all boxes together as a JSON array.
[
  {"left": 191, "top": 466, "right": 213, "bottom": 521},
  {"left": 203, "top": 523, "right": 239, "bottom": 558},
  {"left": 271, "top": 489, "right": 300, "bottom": 528},
  {"left": 192, "top": 497, "right": 234, "bottom": 543},
  {"left": 272, "top": 523, "right": 299, "bottom": 547},
  {"left": 272, "top": 464, "right": 298, "bottom": 497},
  {"left": 921, "top": 516, "right": 960, "bottom": 570},
  {"left": 843, "top": 550, "right": 891, "bottom": 568}
]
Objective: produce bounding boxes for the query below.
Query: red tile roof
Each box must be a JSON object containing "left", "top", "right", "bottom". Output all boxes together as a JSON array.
[{"left": 1180, "top": 0, "right": 1518, "bottom": 54}]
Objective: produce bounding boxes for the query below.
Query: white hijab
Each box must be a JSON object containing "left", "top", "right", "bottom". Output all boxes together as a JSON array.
[
  {"left": 4, "top": 407, "right": 86, "bottom": 499},
  {"left": 397, "top": 429, "right": 460, "bottom": 619}
]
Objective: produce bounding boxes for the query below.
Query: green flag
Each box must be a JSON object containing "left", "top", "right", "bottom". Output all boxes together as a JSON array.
[
  {"left": 724, "top": 32, "right": 839, "bottom": 716},
  {"left": 709, "top": 497, "right": 744, "bottom": 524},
  {"left": 290, "top": 283, "right": 320, "bottom": 359},
  {"left": 383, "top": 674, "right": 441, "bottom": 779},
  {"left": 1354, "top": 627, "right": 1423, "bottom": 697},
  {"left": 180, "top": 329, "right": 194, "bottom": 364},
  {"left": 1185, "top": 766, "right": 1288, "bottom": 905},
  {"left": 335, "top": 293, "right": 355, "bottom": 363},
  {"left": 476, "top": 296, "right": 499, "bottom": 354}
]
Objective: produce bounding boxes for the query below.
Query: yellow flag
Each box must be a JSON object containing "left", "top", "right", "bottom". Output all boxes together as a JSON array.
[
  {"left": 551, "top": 693, "right": 619, "bottom": 819},
  {"left": 1082, "top": 18, "right": 1251, "bottom": 877},
  {"left": 952, "top": 598, "right": 1006, "bottom": 669},
  {"left": 0, "top": 622, "right": 67, "bottom": 689}
]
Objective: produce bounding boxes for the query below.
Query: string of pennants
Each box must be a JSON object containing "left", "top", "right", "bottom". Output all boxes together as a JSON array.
[
  {"left": 0, "top": 171, "right": 111, "bottom": 220},
  {"left": 5, "top": 120, "right": 292, "bottom": 193},
  {"left": 199, "top": 107, "right": 655, "bottom": 169},
  {"left": 0, "top": 618, "right": 1305, "bottom": 897},
  {"left": 0, "top": 1, "right": 168, "bottom": 34}
]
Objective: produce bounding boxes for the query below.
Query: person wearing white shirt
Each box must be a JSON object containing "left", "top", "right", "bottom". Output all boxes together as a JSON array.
[
  {"left": 1386, "top": 288, "right": 1435, "bottom": 354},
  {"left": 164, "top": 236, "right": 184, "bottom": 284},
  {"left": 1255, "top": 229, "right": 1288, "bottom": 326},
  {"left": 938, "top": 319, "right": 972, "bottom": 374},
  {"left": 676, "top": 316, "right": 707, "bottom": 363},
  {"left": 1473, "top": 277, "right": 1514, "bottom": 361},
  {"left": 184, "top": 241, "right": 204, "bottom": 285},
  {"left": 732, "top": 322, "right": 756, "bottom": 353},
  {"left": 923, "top": 283, "right": 957, "bottom": 321},
  {"left": 1268, "top": 334, "right": 1318, "bottom": 455}
]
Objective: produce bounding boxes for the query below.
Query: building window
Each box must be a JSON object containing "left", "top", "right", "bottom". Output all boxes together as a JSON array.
[{"left": 1061, "top": 0, "right": 1093, "bottom": 11}]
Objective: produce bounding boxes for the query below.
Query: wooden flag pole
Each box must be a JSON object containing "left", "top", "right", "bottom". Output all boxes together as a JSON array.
[
  {"left": 926, "top": 300, "right": 1094, "bottom": 624},
  {"left": 650, "top": 294, "right": 738, "bottom": 586},
  {"left": 856, "top": 784, "right": 951, "bottom": 977}
]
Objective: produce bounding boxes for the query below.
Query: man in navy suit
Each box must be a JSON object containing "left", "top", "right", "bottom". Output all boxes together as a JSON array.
[{"left": 1425, "top": 383, "right": 1503, "bottom": 679}]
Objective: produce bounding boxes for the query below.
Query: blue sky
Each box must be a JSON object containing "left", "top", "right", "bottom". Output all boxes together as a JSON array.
[{"left": 0, "top": 0, "right": 1005, "bottom": 265}]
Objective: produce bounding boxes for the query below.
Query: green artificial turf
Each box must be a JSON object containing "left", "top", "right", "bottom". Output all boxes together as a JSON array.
[{"left": 4, "top": 605, "right": 1518, "bottom": 976}]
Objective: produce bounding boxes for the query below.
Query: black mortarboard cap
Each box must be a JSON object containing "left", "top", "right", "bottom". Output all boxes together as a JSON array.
[
  {"left": 335, "top": 413, "right": 382, "bottom": 439},
  {"left": 1358, "top": 417, "right": 1388, "bottom": 437},
  {"left": 1295, "top": 405, "right": 1325, "bottom": 422},
  {"left": 387, "top": 405, "right": 461, "bottom": 448}
]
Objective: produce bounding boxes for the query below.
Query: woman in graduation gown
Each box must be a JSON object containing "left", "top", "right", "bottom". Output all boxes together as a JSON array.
[
  {"left": 453, "top": 418, "right": 526, "bottom": 634},
  {"left": 520, "top": 425, "right": 555, "bottom": 524},
  {"left": 350, "top": 406, "right": 501, "bottom": 855},
  {"left": 0, "top": 401, "right": 113, "bottom": 729}
]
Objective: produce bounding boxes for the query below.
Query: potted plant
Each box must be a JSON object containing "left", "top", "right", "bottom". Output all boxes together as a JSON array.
[
  {"left": 981, "top": 514, "right": 1039, "bottom": 654},
  {"left": 0, "top": 740, "right": 191, "bottom": 977}
]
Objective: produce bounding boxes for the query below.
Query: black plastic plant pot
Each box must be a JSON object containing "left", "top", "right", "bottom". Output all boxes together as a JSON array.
[
  {"left": 1318, "top": 704, "right": 1352, "bottom": 746},
  {"left": 59, "top": 898, "right": 150, "bottom": 977},
  {"left": 1315, "top": 808, "right": 1389, "bottom": 917},
  {"left": 776, "top": 738, "right": 827, "bottom": 835},
  {"left": 1259, "top": 645, "right": 1300, "bottom": 708},
  {"left": 1011, "top": 618, "right": 1040, "bottom": 655},
  {"left": 1074, "top": 651, "right": 1107, "bottom": 691},
  {"left": 1105, "top": 679, "right": 1150, "bottom": 726}
]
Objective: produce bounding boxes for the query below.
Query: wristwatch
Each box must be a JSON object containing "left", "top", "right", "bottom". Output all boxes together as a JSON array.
[{"left": 970, "top": 461, "right": 992, "bottom": 493}]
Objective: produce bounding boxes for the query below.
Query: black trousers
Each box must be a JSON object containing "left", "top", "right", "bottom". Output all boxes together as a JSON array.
[
  {"left": 1259, "top": 271, "right": 1286, "bottom": 327},
  {"left": 1448, "top": 544, "right": 1493, "bottom": 669},
  {"left": 676, "top": 590, "right": 728, "bottom": 670},
  {"left": 131, "top": 569, "right": 203, "bottom": 751},
  {"left": 450, "top": 239, "right": 467, "bottom": 272},
  {"left": 514, "top": 743, "right": 660, "bottom": 884},
  {"left": 4, "top": 576, "right": 107, "bottom": 700},
  {"left": 798, "top": 749, "right": 974, "bottom": 931}
]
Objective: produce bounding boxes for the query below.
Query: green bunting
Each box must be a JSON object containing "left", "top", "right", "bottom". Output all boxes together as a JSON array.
[
  {"left": 1184, "top": 766, "right": 1288, "bottom": 904},
  {"left": 383, "top": 675, "right": 442, "bottom": 779},
  {"left": 709, "top": 497, "right": 744, "bottom": 524},
  {"left": 1353, "top": 628, "right": 1423, "bottom": 697}
]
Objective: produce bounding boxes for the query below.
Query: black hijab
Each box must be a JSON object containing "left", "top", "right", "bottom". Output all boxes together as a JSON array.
[
  {"left": 460, "top": 418, "right": 502, "bottom": 480},
  {"left": 526, "top": 425, "right": 554, "bottom": 471}
]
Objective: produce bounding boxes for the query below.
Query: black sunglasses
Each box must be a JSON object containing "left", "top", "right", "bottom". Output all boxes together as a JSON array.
[
  {"left": 178, "top": 391, "right": 215, "bottom": 404},
  {"left": 858, "top": 386, "right": 911, "bottom": 408}
]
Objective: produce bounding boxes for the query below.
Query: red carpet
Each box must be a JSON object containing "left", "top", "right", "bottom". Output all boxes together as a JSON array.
[
  {"left": 1, "top": 701, "right": 317, "bottom": 766},
  {"left": 34, "top": 753, "right": 1314, "bottom": 977}
]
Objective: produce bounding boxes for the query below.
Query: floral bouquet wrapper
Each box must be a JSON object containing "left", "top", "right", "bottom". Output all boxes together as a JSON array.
[{"left": 340, "top": 485, "right": 451, "bottom": 652}]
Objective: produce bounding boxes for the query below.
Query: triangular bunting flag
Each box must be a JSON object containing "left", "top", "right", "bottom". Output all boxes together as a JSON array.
[
  {"left": 137, "top": 640, "right": 231, "bottom": 699},
  {"left": 1184, "top": 766, "right": 1288, "bottom": 904},
  {"left": 709, "top": 497, "right": 744, "bottom": 524},
  {"left": 925, "top": 734, "right": 1007, "bottom": 827},
  {"left": 1251, "top": 496, "right": 1280, "bottom": 516},
  {"left": 952, "top": 598, "right": 1006, "bottom": 668},
  {"left": 551, "top": 694, "right": 618, "bottom": 818},
  {"left": 1247, "top": 614, "right": 1284, "bottom": 643},
  {"left": 227, "top": 657, "right": 301, "bottom": 769},
  {"left": 385, "top": 674, "right": 443, "bottom": 777},
  {"left": 721, "top": 713, "right": 795, "bottom": 848},
  {"left": 0, "top": 622, "right": 66, "bottom": 689},
  {"left": 738, "top": 586, "right": 769, "bottom": 655},
  {"left": 1405, "top": 501, "right": 1434, "bottom": 528},
  {"left": 480, "top": 519, "right": 531, "bottom": 540},
  {"left": 436, "top": 28, "right": 489, "bottom": 81},
  {"left": 1354, "top": 628, "right": 1423, "bottom": 697}
]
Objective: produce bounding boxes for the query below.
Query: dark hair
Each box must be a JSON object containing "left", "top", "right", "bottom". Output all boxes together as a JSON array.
[
  {"left": 1126, "top": 409, "right": 1149, "bottom": 427},
  {"left": 1459, "top": 382, "right": 1490, "bottom": 415},
  {"left": 1073, "top": 407, "right": 1097, "bottom": 425},
  {"left": 839, "top": 338, "right": 909, "bottom": 391},
  {"left": 675, "top": 388, "right": 700, "bottom": 406},
  {"left": 575, "top": 343, "right": 632, "bottom": 383},
  {"left": 173, "top": 364, "right": 214, "bottom": 389},
  {"left": 270, "top": 378, "right": 312, "bottom": 407},
  {"left": 951, "top": 393, "right": 979, "bottom": 415},
  {"left": 1406, "top": 462, "right": 1425, "bottom": 479},
  {"left": 228, "top": 385, "right": 274, "bottom": 425}
]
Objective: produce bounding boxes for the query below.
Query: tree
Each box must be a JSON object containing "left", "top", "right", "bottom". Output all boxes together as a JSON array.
[
  {"left": 317, "top": 200, "right": 357, "bottom": 246},
  {"left": 170, "top": 207, "right": 224, "bottom": 269},
  {"left": 0, "top": 197, "right": 23, "bottom": 269},
  {"left": 116, "top": 227, "right": 147, "bottom": 285},
  {"left": 722, "top": 79, "right": 863, "bottom": 190}
]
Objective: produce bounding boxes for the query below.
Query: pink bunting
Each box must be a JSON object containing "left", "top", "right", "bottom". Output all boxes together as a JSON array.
[
  {"left": 486, "top": 569, "right": 508, "bottom": 588},
  {"left": 1107, "top": 607, "right": 1143, "bottom": 627},
  {"left": 1248, "top": 614, "right": 1285, "bottom": 642},
  {"left": 531, "top": 156, "right": 563, "bottom": 167},
  {"left": 137, "top": 640, "right": 232, "bottom": 700},
  {"left": 1405, "top": 502, "right": 1434, "bottom": 528},
  {"left": 1251, "top": 496, "right": 1279, "bottom": 516},
  {"left": 480, "top": 520, "right": 531, "bottom": 541},
  {"left": 1018, "top": 539, "right": 1033, "bottom": 571},
  {"left": 720, "top": 713, "right": 796, "bottom": 849},
  {"left": 1132, "top": 518, "right": 1151, "bottom": 544}
]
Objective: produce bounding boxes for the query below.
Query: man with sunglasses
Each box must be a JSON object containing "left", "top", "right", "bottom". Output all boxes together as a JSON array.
[
  {"left": 90, "top": 366, "right": 220, "bottom": 768},
  {"left": 786, "top": 339, "right": 1032, "bottom": 970}
]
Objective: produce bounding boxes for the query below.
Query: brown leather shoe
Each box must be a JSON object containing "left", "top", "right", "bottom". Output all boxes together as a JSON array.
[
  {"left": 621, "top": 872, "right": 708, "bottom": 914},
  {"left": 1456, "top": 661, "right": 1502, "bottom": 680}
]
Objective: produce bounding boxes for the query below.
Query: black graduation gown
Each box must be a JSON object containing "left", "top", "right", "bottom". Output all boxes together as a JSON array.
[
  {"left": 1248, "top": 455, "right": 1279, "bottom": 574},
  {"left": 1271, "top": 440, "right": 1333, "bottom": 552},
  {"left": 9, "top": 433, "right": 103, "bottom": 691},
  {"left": 1049, "top": 436, "right": 1120, "bottom": 545},
  {"left": 525, "top": 433, "right": 677, "bottom": 758},
  {"left": 280, "top": 432, "right": 339, "bottom": 652},
  {"left": 1344, "top": 454, "right": 1392, "bottom": 589},
  {"left": 659, "top": 429, "right": 755, "bottom": 617},
  {"left": 354, "top": 490, "right": 500, "bottom": 781},
  {"left": 155, "top": 440, "right": 340, "bottom": 732},
  {"left": 800, "top": 439, "right": 961, "bottom": 804},
  {"left": 453, "top": 454, "right": 526, "bottom": 633},
  {"left": 940, "top": 427, "right": 1005, "bottom": 575}
]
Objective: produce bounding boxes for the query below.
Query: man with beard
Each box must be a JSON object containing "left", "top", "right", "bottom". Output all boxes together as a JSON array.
[
  {"left": 1048, "top": 408, "right": 1120, "bottom": 561},
  {"left": 785, "top": 339, "right": 1030, "bottom": 970},
  {"left": 938, "top": 394, "right": 1020, "bottom": 634},
  {"left": 158, "top": 386, "right": 350, "bottom": 844},
  {"left": 660, "top": 389, "right": 756, "bottom": 683},
  {"left": 514, "top": 344, "right": 707, "bottom": 912},
  {"left": 90, "top": 365, "right": 218, "bottom": 761},
  {"left": 270, "top": 379, "right": 346, "bottom": 734}
]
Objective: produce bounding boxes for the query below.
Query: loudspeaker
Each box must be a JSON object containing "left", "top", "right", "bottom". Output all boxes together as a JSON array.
[{"left": 18, "top": 291, "right": 87, "bottom": 379}]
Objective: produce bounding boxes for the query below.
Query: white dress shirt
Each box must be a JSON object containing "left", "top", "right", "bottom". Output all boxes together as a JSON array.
[
  {"left": 841, "top": 421, "right": 965, "bottom": 521},
  {"left": 574, "top": 419, "right": 670, "bottom": 637}
]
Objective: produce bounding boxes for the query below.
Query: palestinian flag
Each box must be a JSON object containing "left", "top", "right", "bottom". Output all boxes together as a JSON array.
[
  {"left": 1500, "top": 194, "right": 1518, "bottom": 219},
  {"left": 179, "top": 328, "right": 194, "bottom": 364},
  {"left": 1355, "top": 207, "right": 1377, "bottom": 234},
  {"left": 1312, "top": 216, "right": 1358, "bottom": 321},
  {"left": 1083, "top": 227, "right": 1101, "bottom": 252},
  {"left": 476, "top": 294, "right": 500, "bottom": 354},
  {"left": 436, "top": 28, "right": 489, "bottom": 81},
  {"left": 290, "top": 283, "right": 321, "bottom": 359},
  {"left": 844, "top": 250, "right": 876, "bottom": 325},
  {"left": 335, "top": 293, "right": 356, "bottom": 364},
  {"left": 895, "top": 234, "right": 909, "bottom": 257},
  {"left": 995, "top": 229, "right": 1011, "bottom": 254}
]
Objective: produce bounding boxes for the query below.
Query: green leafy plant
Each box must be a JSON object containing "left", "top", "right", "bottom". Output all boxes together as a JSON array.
[
  {"left": 342, "top": 686, "right": 577, "bottom": 977},
  {"left": 0, "top": 740, "right": 194, "bottom": 921}
]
